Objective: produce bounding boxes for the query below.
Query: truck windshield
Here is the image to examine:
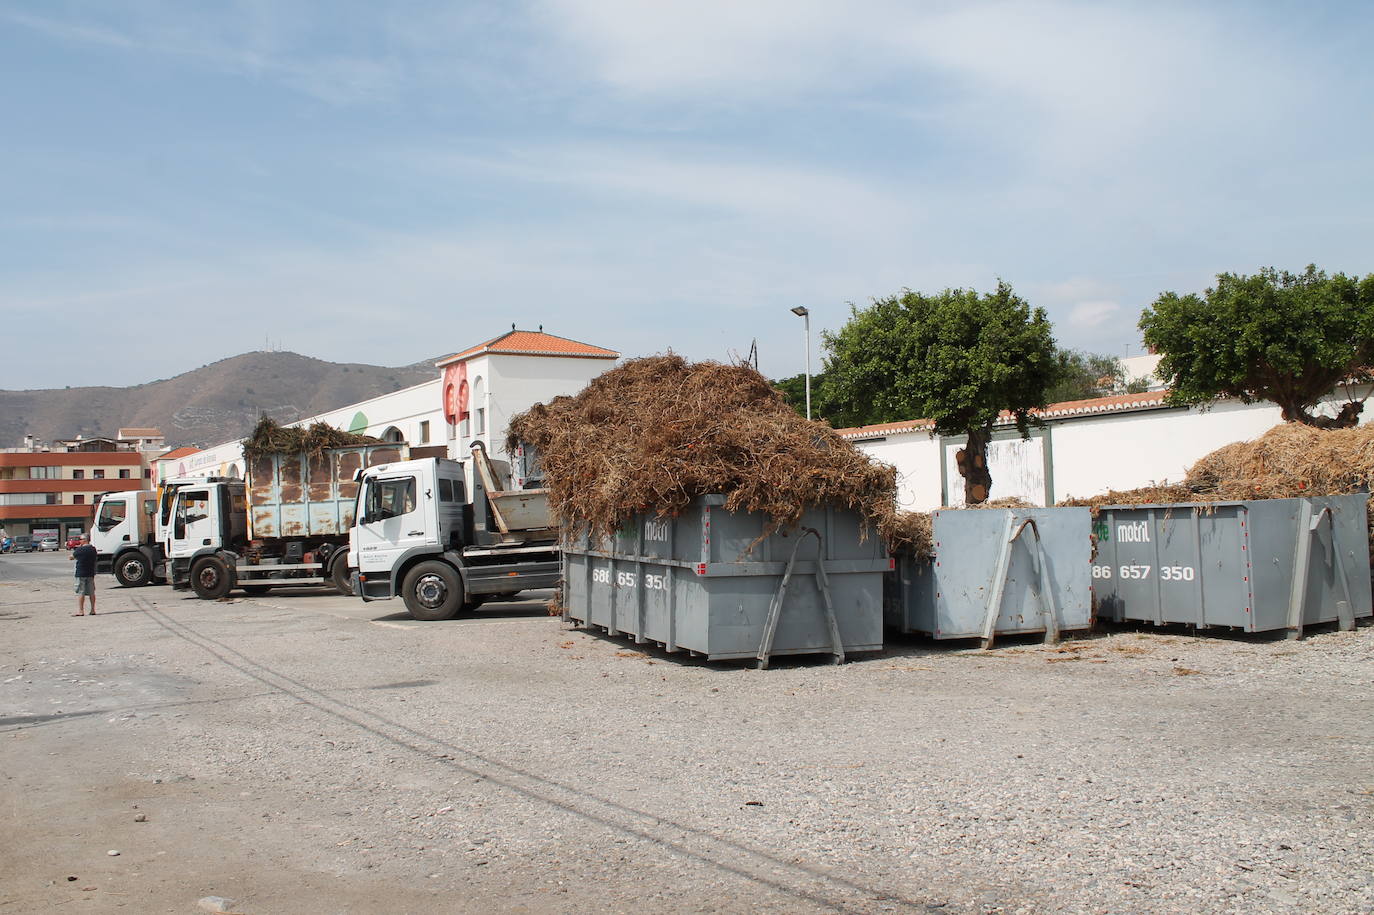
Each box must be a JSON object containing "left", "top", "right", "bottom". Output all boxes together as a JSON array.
[
  {"left": 364, "top": 477, "right": 415, "bottom": 522},
  {"left": 97, "top": 499, "right": 127, "bottom": 531},
  {"left": 160, "top": 484, "right": 182, "bottom": 528}
]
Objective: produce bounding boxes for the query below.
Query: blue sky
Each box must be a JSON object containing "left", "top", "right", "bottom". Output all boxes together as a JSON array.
[{"left": 2, "top": 0, "right": 1371, "bottom": 389}]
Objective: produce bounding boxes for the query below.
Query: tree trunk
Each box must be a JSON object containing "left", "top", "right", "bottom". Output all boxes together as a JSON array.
[
  {"left": 955, "top": 426, "right": 994, "bottom": 505},
  {"left": 1278, "top": 399, "right": 1363, "bottom": 429}
]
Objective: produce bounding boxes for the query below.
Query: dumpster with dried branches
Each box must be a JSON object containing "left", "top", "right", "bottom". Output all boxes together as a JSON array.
[
  {"left": 1060, "top": 423, "right": 1374, "bottom": 635},
  {"left": 509, "top": 355, "right": 899, "bottom": 664}
]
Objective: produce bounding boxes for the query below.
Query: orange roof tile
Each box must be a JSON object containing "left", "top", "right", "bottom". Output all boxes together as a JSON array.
[
  {"left": 117, "top": 427, "right": 163, "bottom": 437},
  {"left": 437, "top": 330, "right": 619, "bottom": 366},
  {"left": 158, "top": 447, "right": 201, "bottom": 461},
  {"left": 835, "top": 390, "right": 1173, "bottom": 438}
]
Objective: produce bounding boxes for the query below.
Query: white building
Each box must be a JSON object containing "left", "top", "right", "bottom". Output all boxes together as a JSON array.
[{"left": 435, "top": 329, "right": 619, "bottom": 464}]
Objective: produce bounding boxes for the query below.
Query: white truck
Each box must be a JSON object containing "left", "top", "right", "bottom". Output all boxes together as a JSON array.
[
  {"left": 91, "top": 479, "right": 214, "bottom": 586},
  {"left": 167, "top": 443, "right": 406, "bottom": 599},
  {"left": 353, "top": 444, "right": 560, "bottom": 620}
]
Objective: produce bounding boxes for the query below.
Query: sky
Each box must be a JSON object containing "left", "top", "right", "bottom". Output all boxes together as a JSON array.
[{"left": 2, "top": 0, "right": 1371, "bottom": 389}]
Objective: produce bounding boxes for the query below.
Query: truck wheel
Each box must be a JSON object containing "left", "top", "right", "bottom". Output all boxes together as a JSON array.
[
  {"left": 402, "top": 561, "right": 462, "bottom": 621},
  {"left": 114, "top": 553, "right": 152, "bottom": 588},
  {"left": 191, "top": 556, "right": 233, "bottom": 600},
  {"left": 330, "top": 556, "right": 354, "bottom": 596}
]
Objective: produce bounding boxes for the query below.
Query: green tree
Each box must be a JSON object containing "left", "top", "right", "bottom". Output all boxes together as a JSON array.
[
  {"left": 772, "top": 372, "right": 808, "bottom": 416},
  {"left": 1045, "top": 349, "right": 1152, "bottom": 403},
  {"left": 1140, "top": 265, "right": 1374, "bottom": 428},
  {"left": 819, "top": 282, "right": 1058, "bottom": 504}
]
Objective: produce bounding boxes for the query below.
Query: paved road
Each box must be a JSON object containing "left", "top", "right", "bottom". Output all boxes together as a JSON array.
[{"left": 0, "top": 550, "right": 75, "bottom": 582}]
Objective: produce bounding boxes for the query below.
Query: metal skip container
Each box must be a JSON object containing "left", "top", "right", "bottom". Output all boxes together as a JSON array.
[
  {"left": 886, "top": 507, "right": 1094, "bottom": 647},
  {"left": 245, "top": 444, "right": 406, "bottom": 539},
  {"left": 560, "top": 495, "right": 891, "bottom": 665},
  {"left": 1091, "top": 494, "right": 1372, "bottom": 636}
]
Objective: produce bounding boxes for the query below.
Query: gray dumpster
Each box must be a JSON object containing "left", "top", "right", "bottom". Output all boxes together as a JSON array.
[
  {"left": 561, "top": 495, "right": 891, "bottom": 663},
  {"left": 1092, "top": 494, "right": 1372, "bottom": 636},
  {"left": 886, "top": 507, "right": 1093, "bottom": 646}
]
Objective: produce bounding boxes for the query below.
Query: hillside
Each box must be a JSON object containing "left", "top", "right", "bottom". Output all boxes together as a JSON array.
[{"left": 0, "top": 351, "right": 439, "bottom": 449}]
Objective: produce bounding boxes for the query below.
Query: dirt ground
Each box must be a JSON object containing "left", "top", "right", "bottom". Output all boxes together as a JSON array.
[{"left": 2, "top": 555, "right": 1373, "bottom": 914}]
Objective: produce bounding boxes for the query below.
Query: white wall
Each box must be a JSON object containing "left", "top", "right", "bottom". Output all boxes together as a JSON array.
[
  {"left": 297, "top": 379, "right": 443, "bottom": 449},
  {"left": 943, "top": 435, "right": 1047, "bottom": 507},
  {"left": 853, "top": 388, "right": 1374, "bottom": 511},
  {"left": 852, "top": 433, "right": 943, "bottom": 511},
  {"left": 1048, "top": 400, "right": 1284, "bottom": 502}
]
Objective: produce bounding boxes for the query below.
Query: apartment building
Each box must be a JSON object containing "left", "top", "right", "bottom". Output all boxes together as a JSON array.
[{"left": 0, "top": 428, "right": 168, "bottom": 540}]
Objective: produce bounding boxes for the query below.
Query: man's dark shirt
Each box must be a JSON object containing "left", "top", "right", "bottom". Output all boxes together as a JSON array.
[{"left": 73, "top": 544, "right": 97, "bottom": 578}]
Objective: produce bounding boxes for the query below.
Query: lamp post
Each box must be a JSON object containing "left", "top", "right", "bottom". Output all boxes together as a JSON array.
[{"left": 790, "top": 306, "right": 811, "bottom": 420}]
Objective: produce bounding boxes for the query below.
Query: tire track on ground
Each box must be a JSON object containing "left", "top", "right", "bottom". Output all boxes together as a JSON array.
[{"left": 130, "top": 594, "right": 943, "bottom": 914}]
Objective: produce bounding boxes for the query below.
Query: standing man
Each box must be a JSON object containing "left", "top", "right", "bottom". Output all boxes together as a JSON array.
[{"left": 71, "top": 534, "right": 98, "bottom": 616}]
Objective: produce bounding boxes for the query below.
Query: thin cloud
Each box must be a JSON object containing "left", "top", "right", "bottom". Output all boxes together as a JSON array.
[
  {"left": 402, "top": 143, "right": 917, "bottom": 238},
  {"left": 2, "top": 5, "right": 403, "bottom": 106},
  {"left": 1068, "top": 300, "right": 1122, "bottom": 329}
]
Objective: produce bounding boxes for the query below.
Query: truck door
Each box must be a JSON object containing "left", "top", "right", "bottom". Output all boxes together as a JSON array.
[
  {"left": 355, "top": 473, "right": 429, "bottom": 577},
  {"left": 170, "top": 488, "right": 219, "bottom": 556},
  {"left": 93, "top": 495, "right": 131, "bottom": 553}
]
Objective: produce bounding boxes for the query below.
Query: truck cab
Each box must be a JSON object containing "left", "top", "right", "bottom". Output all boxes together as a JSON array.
[
  {"left": 91, "top": 478, "right": 219, "bottom": 587},
  {"left": 353, "top": 453, "right": 560, "bottom": 621},
  {"left": 92, "top": 489, "right": 158, "bottom": 584}
]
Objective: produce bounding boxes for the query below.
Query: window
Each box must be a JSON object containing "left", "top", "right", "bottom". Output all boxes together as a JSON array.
[
  {"left": 72, "top": 469, "right": 84, "bottom": 480},
  {"left": 97, "top": 499, "right": 127, "bottom": 531},
  {"left": 119, "top": 469, "right": 131, "bottom": 479},
  {"left": 438, "top": 478, "right": 465, "bottom": 502},
  {"left": 73, "top": 495, "right": 84, "bottom": 505},
  {"left": 144, "top": 468, "right": 152, "bottom": 479},
  {"left": 419, "top": 420, "right": 430, "bottom": 444},
  {"left": 0, "top": 493, "right": 56, "bottom": 505},
  {"left": 363, "top": 477, "right": 416, "bottom": 521},
  {"left": 175, "top": 491, "right": 211, "bottom": 534},
  {"left": 93, "top": 469, "right": 105, "bottom": 480},
  {"left": 475, "top": 408, "right": 486, "bottom": 435}
]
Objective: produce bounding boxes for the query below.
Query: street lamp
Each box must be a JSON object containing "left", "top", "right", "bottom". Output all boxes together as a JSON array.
[{"left": 790, "top": 306, "right": 811, "bottom": 420}]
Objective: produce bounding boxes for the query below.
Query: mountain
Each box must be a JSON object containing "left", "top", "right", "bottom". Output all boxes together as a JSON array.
[{"left": 0, "top": 351, "right": 440, "bottom": 449}]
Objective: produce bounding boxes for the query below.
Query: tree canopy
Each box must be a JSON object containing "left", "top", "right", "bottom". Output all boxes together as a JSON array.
[
  {"left": 1139, "top": 265, "right": 1374, "bottom": 428},
  {"left": 817, "top": 282, "right": 1057, "bottom": 503},
  {"left": 771, "top": 371, "right": 819, "bottom": 418},
  {"left": 1046, "top": 349, "right": 1152, "bottom": 403}
]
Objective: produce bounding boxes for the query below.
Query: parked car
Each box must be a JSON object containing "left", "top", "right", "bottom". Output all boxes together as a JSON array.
[
  {"left": 65, "top": 535, "right": 84, "bottom": 550},
  {"left": 35, "top": 534, "right": 60, "bottom": 552},
  {"left": 11, "top": 535, "right": 35, "bottom": 553}
]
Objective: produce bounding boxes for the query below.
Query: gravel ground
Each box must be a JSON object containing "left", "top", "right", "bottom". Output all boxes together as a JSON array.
[{"left": 2, "top": 564, "right": 1372, "bottom": 914}]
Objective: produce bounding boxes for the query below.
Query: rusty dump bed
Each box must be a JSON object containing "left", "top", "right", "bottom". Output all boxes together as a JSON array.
[{"left": 246, "top": 445, "right": 406, "bottom": 540}]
